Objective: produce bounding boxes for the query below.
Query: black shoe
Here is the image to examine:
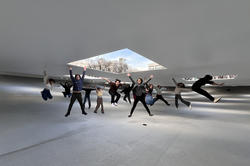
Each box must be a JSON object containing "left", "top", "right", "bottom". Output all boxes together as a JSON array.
[
  {"left": 128, "top": 114, "right": 132, "bottom": 118},
  {"left": 149, "top": 113, "right": 154, "bottom": 116},
  {"left": 94, "top": 111, "right": 97, "bottom": 114},
  {"left": 82, "top": 112, "right": 87, "bottom": 115},
  {"left": 65, "top": 113, "right": 70, "bottom": 117}
]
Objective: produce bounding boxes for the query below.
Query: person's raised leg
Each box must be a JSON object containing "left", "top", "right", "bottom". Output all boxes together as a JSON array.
[
  {"left": 127, "top": 94, "right": 131, "bottom": 104},
  {"left": 194, "top": 88, "right": 214, "bottom": 102},
  {"left": 76, "top": 94, "right": 87, "bottom": 115},
  {"left": 94, "top": 98, "right": 101, "bottom": 113},
  {"left": 41, "top": 89, "right": 48, "bottom": 101},
  {"left": 128, "top": 97, "right": 139, "bottom": 117},
  {"left": 179, "top": 95, "right": 191, "bottom": 107},
  {"left": 158, "top": 95, "right": 170, "bottom": 106},
  {"left": 47, "top": 90, "right": 53, "bottom": 100},
  {"left": 123, "top": 94, "right": 128, "bottom": 102},
  {"left": 65, "top": 93, "right": 77, "bottom": 117},
  {"left": 100, "top": 98, "right": 104, "bottom": 113},
  {"left": 87, "top": 95, "right": 91, "bottom": 108},
  {"left": 175, "top": 94, "right": 179, "bottom": 109},
  {"left": 115, "top": 92, "right": 121, "bottom": 104},
  {"left": 83, "top": 95, "right": 87, "bottom": 108},
  {"left": 140, "top": 97, "right": 153, "bottom": 116}
]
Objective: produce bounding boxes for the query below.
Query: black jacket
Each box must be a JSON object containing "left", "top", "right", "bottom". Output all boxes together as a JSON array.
[{"left": 129, "top": 76, "right": 152, "bottom": 97}]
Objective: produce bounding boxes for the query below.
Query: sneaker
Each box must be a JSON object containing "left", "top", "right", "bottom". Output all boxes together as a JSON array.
[
  {"left": 114, "top": 103, "right": 118, "bottom": 106},
  {"left": 214, "top": 97, "right": 222, "bottom": 103},
  {"left": 189, "top": 104, "right": 192, "bottom": 110},
  {"left": 128, "top": 114, "right": 132, "bottom": 118},
  {"left": 82, "top": 112, "right": 88, "bottom": 115},
  {"left": 65, "top": 113, "right": 70, "bottom": 117},
  {"left": 94, "top": 111, "right": 97, "bottom": 114},
  {"left": 149, "top": 113, "right": 154, "bottom": 116},
  {"left": 111, "top": 103, "right": 116, "bottom": 107}
]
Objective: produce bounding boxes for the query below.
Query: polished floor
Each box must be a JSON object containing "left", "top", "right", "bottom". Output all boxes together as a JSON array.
[{"left": 0, "top": 77, "right": 250, "bottom": 166}]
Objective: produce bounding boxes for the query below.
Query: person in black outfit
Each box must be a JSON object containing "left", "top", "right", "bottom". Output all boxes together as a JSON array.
[
  {"left": 192, "top": 75, "right": 224, "bottom": 103},
  {"left": 65, "top": 66, "right": 88, "bottom": 117},
  {"left": 127, "top": 73, "right": 154, "bottom": 117},
  {"left": 121, "top": 84, "right": 134, "bottom": 104},
  {"left": 60, "top": 81, "right": 72, "bottom": 98},
  {"left": 82, "top": 86, "right": 95, "bottom": 109},
  {"left": 102, "top": 77, "right": 122, "bottom": 106}
]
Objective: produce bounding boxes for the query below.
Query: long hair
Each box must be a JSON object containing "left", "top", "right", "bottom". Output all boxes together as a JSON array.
[{"left": 75, "top": 74, "right": 81, "bottom": 79}]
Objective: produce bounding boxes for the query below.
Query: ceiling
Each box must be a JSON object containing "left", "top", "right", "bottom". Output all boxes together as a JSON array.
[{"left": 0, "top": 0, "right": 250, "bottom": 86}]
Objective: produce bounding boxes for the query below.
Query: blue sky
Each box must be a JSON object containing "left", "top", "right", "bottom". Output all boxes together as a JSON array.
[
  {"left": 69, "top": 48, "right": 166, "bottom": 72},
  {"left": 94, "top": 48, "right": 162, "bottom": 70}
]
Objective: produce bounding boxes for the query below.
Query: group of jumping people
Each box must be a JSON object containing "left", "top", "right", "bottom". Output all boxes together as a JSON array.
[{"left": 41, "top": 66, "right": 224, "bottom": 118}]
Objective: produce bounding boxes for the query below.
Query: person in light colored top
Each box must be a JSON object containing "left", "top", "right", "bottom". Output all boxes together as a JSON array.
[
  {"left": 41, "top": 70, "right": 55, "bottom": 101},
  {"left": 94, "top": 86, "right": 104, "bottom": 114},
  {"left": 172, "top": 78, "right": 191, "bottom": 109},
  {"left": 152, "top": 85, "right": 170, "bottom": 106}
]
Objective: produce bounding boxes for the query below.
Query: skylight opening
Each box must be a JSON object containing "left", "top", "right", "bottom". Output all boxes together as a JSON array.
[{"left": 68, "top": 48, "right": 167, "bottom": 74}]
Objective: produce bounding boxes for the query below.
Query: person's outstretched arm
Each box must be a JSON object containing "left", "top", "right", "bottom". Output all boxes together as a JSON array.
[
  {"left": 102, "top": 77, "right": 111, "bottom": 83},
  {"left": 43, "top": 70, "right": 48, "bottom": 85},
  {"left": 127, "top": 73, "right": 135, "bottom": 85},
  {"left": 82, "top": 66, "right": 87, "bottom": 80},
  {"left": 212, "top": 82, "right": 224, "bottom": 86},
  {"left": 69, "top": 66, "right": 74, "bottom": 81},
  {"left": 60, "top": 82, "right": 66, "bottom": 88},
  {"left": 172, "top": 78, "right": 178, "bottom": 86},
  {"left": 144, "top": 75, "right": 154, "bottom": 85}
]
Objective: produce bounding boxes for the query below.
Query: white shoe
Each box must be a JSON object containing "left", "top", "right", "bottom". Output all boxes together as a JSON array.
[
  {"left": 214, "top": 97, "right": 222, "bottom": 103},
  {"left": 111, "top": 103, "right": 116, "bottom": 107},
  {"left": 189, "top": 104, "right": 192, "bottom": 110},
  {"left": 114, "top": 103, "right": 118, "bottom": 106}
]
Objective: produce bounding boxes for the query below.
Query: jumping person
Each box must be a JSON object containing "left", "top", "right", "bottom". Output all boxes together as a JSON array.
[
  {"left": 145, "top": 84, "right": 154, "bottom": 105},
  {"left": 191, "top": 75, "right": 224, "bottom": 103},
  {"left": 94, "top": 86, "right": 104, "bottom": 114},
  {"left": 127, "top": 73, "right": 154, "bottom": 117},
  {"left": 121, "top": 84, "right": 134, "bottom": 104},
  {"left": 65, "top": 66, "right": 88, "bottom": 117},
  {"left": 152, "top": 85, "right": 170, "bottom": 106},
  {"left": 60, "top": 81, "right": 72, "bottom": 98},
  {"left": 41, "top": 70, "right": 55, "bottom": 101},
  {"left": 102, "top": 77, "right": 122, "bottom": 106},
  {"left": 82, "top": 86, "right": 95, "bottom": 109},
  {"left": 172, "top": 78, "right": 192, "bottom": 109}
]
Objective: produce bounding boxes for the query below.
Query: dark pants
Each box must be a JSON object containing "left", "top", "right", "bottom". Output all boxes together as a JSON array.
[
  {"left": 41, "top": 89, "right": 53, "bottom": 101},
  {"left": 109, "top": 91, "right": 121, "bottom": 104},
  {"left": 63, "top": 92, "right": 71, "bottom": 98},
  {"left": 175, "top": 94, "right": 191, "bottom": 108},
  {"left": 66, "top": 93, "right": 86, "bottom": 115},
  {"left": 94, "top": 97, "right": 104, "bottom": 113},
  {"left": 153, "top": 95, "right": 170, "bottom": 105},
  {"left": 123, "top": 93, "right": 131, "bottom": 104},
  {"left": 83, "top": 94, "right": 91, "bottom": 108},
  {"left": 130, "top": 95, "right": 151, "bottom": 116},
  {"left": 192, "top": 87, "right": 214, "bottom": 101}
]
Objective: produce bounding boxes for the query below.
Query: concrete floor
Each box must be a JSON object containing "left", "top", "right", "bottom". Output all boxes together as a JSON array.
[{"left": 0, "top": 77, "right": 250, "bottom": 166}]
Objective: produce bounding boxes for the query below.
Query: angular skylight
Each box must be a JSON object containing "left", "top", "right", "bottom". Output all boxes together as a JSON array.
[{"left": 68, "top": 48, "right": 167, "bottom": 74}]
